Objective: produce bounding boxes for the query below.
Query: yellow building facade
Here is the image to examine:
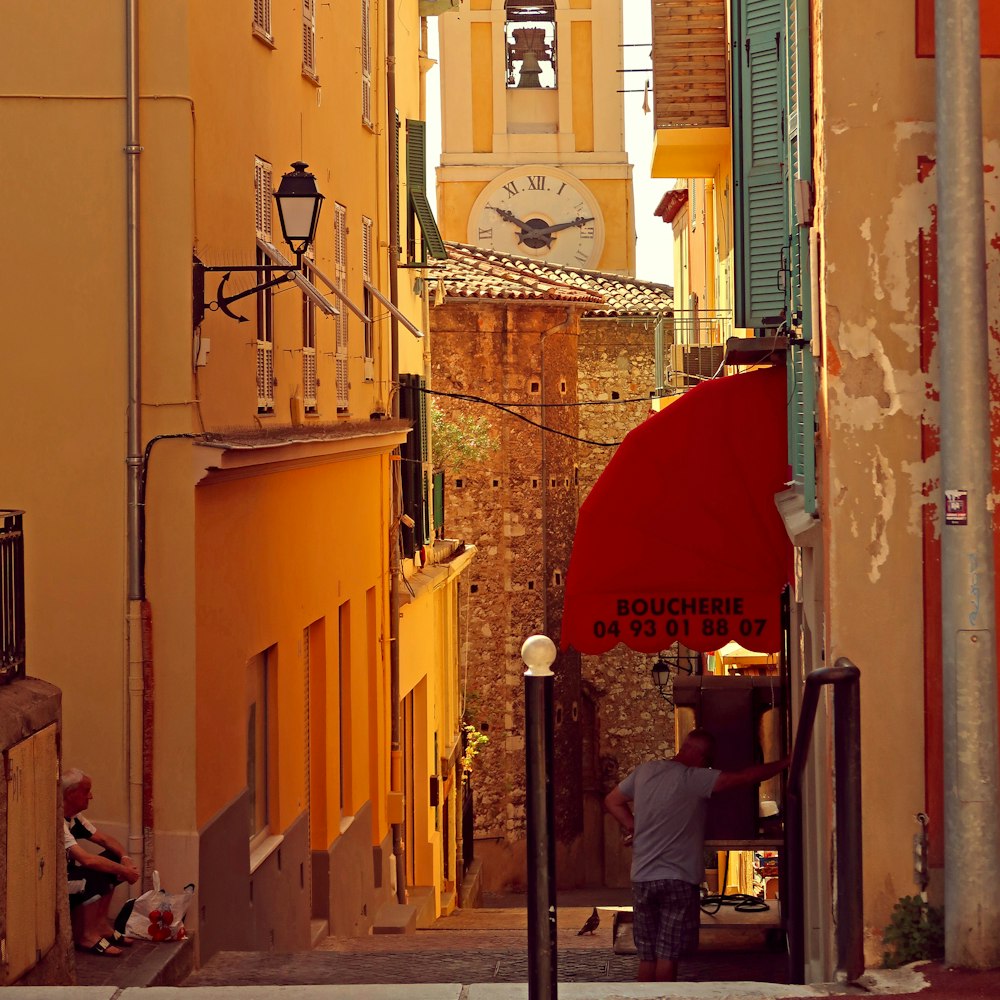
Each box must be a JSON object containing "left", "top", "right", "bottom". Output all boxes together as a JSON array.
[
  {"left": 436, "top": 0, "right": 635, "bottom": 274},
  {"left": 1, "top": 0, "right": 470, "bottom": 969}
]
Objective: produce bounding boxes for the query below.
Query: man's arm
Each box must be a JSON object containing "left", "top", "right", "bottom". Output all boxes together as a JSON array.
[
  {"left": 712, "top": 757, "right": 790, "bottom": 795},
  {"left": 67, "top": 841, "right": 140, "bottom": 884},
  {"left": 604, "top": 786, "right": 635, "bottom": 836}
]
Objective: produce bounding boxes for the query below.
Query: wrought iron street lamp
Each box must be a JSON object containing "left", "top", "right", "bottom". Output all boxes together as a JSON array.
[
  {"left": 651, "top": 644, "right": 700, "bottom": 704},
  {"left": 273, "top": 161, "right": 325, "bottom": 264},
  {"left": 193, "top": 161, "right": 325, "bottom": 327}
]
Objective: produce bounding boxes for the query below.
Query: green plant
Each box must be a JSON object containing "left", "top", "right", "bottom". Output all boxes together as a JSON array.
[
  {"left": 882, "top": 894, "right": 944, "bottom": 968},
  {"left": 460, "top": 723, "right": 489, "bottom": 776},
  {"left": 431, "top": 401, "right": 497, "bottom": 474}
]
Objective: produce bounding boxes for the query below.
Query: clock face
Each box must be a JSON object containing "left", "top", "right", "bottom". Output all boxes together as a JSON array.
[{"left": 467, "top": 166, "right": 605, "bottom": 268}]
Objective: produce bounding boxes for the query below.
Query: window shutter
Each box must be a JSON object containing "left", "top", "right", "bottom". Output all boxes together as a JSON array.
[
  {"left": 361, "top": 0, "right": 373, "bottom": 126},
  {"left": 254, "top": 158, "right": 273, "bottom": 240},
  {"left": 788, "top": 343, "right": 816, "bottom": 513},
  {"left": 362, "top": 216, "right": 374, "bottom": 367},
  {"left": 405, "top": 119, "right": 448, "bottom": 261},
  {"left": 398, "top": 374, "right": 425, "bottom": 558},
  {"left": 732, "top": 0, "right": 787, "bottom": 330},
  {"left": 302, "top": 0, "right": 317, "bottom": 76},
  {"left": 254, "top": 0, "right": 272, "bottom": 38},
  {"left": 785, "top": 0, "right": 812, "bottom": 333},
  {"left": 334, "top": 203, "right": 349, "bottom": 412}
]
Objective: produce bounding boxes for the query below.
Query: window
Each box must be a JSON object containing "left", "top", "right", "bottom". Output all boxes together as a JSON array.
[
  {"left": 253, "top": 0, "right": 273, "bottom": 42},
  {"left": 302, "top": 258, "right": 318, "bottom": 414},
  {"left": 361, "top": 216, "right": 374, "bottom": 379},
  {"left": 247, "top": 648, "right": 275, "bottom": 846},
  {"left": 398, "top": 373, "right": 429, "bottom": 557},
  {"left": 254, "top": 158, "right": 275, "bottom": 414},
  {"left": 361, "top": 0, "right": 373, "bottom": 127},
  {"left": 504, "top": 1, "right": 556, "bottom": 89},
  {"left": 334, "top": 202, "right": 349, "bottom": 413},
  {"left": 302, "top": 0, "right": 317, "bottom": 78},
  {"left": 405, "top": 120, "right": 447, "bottom": 262}
]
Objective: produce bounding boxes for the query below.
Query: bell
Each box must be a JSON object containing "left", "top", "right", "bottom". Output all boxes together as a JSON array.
[{"left": 517, "top": 50, "right": 543, "bottom": 88}]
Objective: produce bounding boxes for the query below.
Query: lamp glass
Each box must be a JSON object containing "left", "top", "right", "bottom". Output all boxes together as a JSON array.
[
  {"left": 520, "top": 634, "right": 556, "bottom": 675},
  {"left": 651, "top": 663, "right": 670, "bottom": 689},
  {"left": 277, "top": 198, "right": 321, "bottom": 241}
]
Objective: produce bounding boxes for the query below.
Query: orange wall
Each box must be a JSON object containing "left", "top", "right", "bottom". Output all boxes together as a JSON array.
[{"left": 194, "top": 455, "right": 388, "bottom": 836}]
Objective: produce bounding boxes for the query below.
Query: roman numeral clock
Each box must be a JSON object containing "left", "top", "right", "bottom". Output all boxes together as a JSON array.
[{"left": 468, "top": 165, "right": 606, "bottom": 269}]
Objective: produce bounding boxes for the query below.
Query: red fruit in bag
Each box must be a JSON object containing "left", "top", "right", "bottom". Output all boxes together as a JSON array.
[
  {"left": 162, "top": 910, "right": 173, "bottom": 924},
  {"left": 149, "top": 909, "right": 162, "bottom": 921}
]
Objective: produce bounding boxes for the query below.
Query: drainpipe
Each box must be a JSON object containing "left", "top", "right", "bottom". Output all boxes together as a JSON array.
[
  {"left": 934, "top": 0, "right": 1000, "bottom": 967},
  {"left": 123, "top": 0, "right": 152, "bottom": 888},
  {"left": 386, "top": 0, "right": 406, "bottom": 905}
]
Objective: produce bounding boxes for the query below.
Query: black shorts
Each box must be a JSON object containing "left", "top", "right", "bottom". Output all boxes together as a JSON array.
[
  {"left": 631, "top": 878, "right": 701, "bottom": 961},
  {"left": 67, "top": 851, "right": 123, "bottom": 908}
]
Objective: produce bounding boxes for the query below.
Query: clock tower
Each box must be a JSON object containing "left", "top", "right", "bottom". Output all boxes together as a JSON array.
[{"left": 436, "top": 0, "right": 635, "bottom": 273}]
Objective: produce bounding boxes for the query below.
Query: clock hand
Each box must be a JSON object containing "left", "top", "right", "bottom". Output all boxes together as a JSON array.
[
  {"left": 489, "top": 206, "right": 534, "bottom": 231},
  {"left": 528, "top": 216, "right": 595, "bottom": 238}
]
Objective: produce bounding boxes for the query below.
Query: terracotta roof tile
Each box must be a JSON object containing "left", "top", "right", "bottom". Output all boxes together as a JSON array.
[{"left": 429, "top": 243, "right": 674, "bottom": 318}]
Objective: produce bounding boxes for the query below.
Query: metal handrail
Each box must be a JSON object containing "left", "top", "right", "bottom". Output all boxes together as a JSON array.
[{"left": 786, "top": 657, "right": 863, "bottom": 984}]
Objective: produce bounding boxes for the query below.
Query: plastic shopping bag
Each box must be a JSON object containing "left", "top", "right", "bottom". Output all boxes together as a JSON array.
[{"left": 123, "top": 870, "right": 195, "bottom": 941}]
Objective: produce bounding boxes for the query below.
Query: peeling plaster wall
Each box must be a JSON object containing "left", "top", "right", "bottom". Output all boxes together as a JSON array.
[{"left": 815, "top": 0, "right": 1000, "bottom": 966}]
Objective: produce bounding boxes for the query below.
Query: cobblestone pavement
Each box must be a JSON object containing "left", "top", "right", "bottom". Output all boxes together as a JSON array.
[{"left": 187, "top": 898, "right": 789, "bottom": 988}]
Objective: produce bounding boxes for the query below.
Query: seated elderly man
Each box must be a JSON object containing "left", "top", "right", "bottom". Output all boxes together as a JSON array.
[{"left": 62, "top": 768, "right": 140, "bottom": 956}]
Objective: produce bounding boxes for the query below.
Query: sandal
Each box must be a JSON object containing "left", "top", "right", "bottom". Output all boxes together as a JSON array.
[
  {"left": 77, "top": 937, "right": 123, "bottom": 957},
  {"left": 109, "top": 930, "right": 133, "bottom": 947}
]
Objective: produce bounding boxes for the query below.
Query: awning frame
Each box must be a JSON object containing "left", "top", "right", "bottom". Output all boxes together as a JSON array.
[
  {"left": 308, "top": 259, "right": 373, "bottom": 323},
  {"left": 364, "top": 280, "right": 425, "bottom": 339},
  {"left": 256, "top": 239, "right": 339, "bottom": 317}
]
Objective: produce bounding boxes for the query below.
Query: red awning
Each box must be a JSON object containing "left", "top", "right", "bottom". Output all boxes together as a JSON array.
[{"left": 561, "top": 365, "right": 792, "bottom": 655}]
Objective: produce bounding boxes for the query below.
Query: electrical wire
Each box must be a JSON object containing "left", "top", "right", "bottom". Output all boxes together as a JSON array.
[{"left": 700, "top": 850, "right": 771, "bottom": 915}]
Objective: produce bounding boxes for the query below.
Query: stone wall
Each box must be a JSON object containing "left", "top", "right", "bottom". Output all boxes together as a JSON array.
[{"left": 431, "top": 303, "right": 676, "bottom": 888}]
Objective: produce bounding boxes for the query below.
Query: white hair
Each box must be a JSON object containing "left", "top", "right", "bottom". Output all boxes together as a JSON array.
[{"left": 60, "top": 768, "right": 89, "bottom": 793}]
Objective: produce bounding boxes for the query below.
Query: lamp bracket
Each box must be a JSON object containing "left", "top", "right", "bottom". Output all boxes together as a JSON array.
[{"left": 193, "top": 260, "right": 299, "bottom": 326}]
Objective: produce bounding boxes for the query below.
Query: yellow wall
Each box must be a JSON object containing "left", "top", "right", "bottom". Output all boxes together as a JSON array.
[{"left": 571, "top": 21, "right": 594, "bottom": 153}]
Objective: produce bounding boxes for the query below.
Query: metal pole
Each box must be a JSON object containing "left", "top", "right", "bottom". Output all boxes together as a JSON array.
[
  {"left": 934, "top": 0, "right": 1000, "bottom": 968},
  {"left": 522, "top": 635, "right": 558, "bottom": 1000}
]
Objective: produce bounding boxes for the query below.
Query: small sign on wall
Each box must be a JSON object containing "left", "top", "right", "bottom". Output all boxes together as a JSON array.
[{"left": 945, "top": 489, "right": 969, "bottom": 526}]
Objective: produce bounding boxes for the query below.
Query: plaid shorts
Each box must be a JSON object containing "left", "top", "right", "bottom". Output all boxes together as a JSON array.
[{"left": 631, "top": 878, "right": 701, "bottom": 961}]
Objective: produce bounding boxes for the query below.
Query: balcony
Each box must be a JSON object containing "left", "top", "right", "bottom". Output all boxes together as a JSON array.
[
  {"left": 650, "top": 0, "right": 731, "bottom": 178},
  {"left": 1, "top": 511, "right": 26, "bottom": 684},
  {"left": 654, "top": 310, "right": 733, "bottom": 395}
]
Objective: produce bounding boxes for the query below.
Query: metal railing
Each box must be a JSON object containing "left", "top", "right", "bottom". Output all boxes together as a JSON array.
[
  {"left": 654, "top": 310, "right": 734, "bottom": 395},
  {"left": 786, "top": 657, "right": 863, "bottom": 984},
  {"left": 1, "top": 510, "right": 26, "bottom": 684}
]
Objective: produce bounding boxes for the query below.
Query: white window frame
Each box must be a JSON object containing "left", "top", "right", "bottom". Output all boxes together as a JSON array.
[
  {"left": 253, "top": 0, "right": 273, "bottom": 44},
  {"left": 254, "top": 158, "right": 275, "bottom": 414},
  {"left": 334, "top": 203, "right": 350, "bottom": 413},
  {"left": 302, "top": 0, "right": 318, "bottom": 79},
  {"left": 361, "top": 0, "right": 373, "bottom": 128},
  {"left": 302, "top": 258, "right": 318, "bottom": 413},
  {"left": 361, "top": 215, "right": 375, "bottom": 380}
]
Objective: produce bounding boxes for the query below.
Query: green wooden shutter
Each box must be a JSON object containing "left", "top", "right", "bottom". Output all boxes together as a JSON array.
[
  {"left": 788, "top": 343, "right": 816, "bottom": 512},
  {"left": 732, "top": 0, "right": 788, "bottom": 330},
  {"left": 405, "top": 119, "right": 447, "bottom": 261},
  {"left": 786, "top": 0, "right": 816, "bottom": 512}
]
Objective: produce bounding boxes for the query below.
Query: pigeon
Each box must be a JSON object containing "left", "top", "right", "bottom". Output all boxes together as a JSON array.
[{"left": 577, "top": 906, "right": 600, "bottom": 935}]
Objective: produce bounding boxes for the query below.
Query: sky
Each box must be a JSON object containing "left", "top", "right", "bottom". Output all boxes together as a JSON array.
[{"left": 424, "top": 0, "right": 674, "bottom": 285}]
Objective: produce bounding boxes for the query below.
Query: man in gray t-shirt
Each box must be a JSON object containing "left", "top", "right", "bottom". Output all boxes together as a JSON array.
[{"left": 605, "top": 728, "right": 789, "bottom": 983}]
